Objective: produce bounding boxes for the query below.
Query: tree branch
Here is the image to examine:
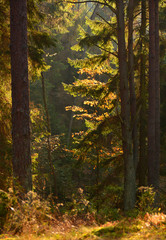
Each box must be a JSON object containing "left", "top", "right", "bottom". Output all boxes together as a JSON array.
[{"left": 56, "top": 0, "right": 117, "bottom": 14}]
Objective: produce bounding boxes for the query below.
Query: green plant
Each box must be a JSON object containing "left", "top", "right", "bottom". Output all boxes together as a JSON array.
[
  {"left": 94, "top": 185, "right": 123, "bottom": 222},
  {"left": 137, "top": 186, "right": 156, "bottom": 213},
  {"left": 66, "top": 188, "right": 95, "bottom": 223},
  {"left": 98, "top": 208, "right": 121, "bottom": 222}
]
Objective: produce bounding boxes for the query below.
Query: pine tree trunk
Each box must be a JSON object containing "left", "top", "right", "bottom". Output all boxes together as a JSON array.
[
  {"left": 10, "top": 0, "right": 32, "bottom": 193},
  {"left": 155, "top": 0, "right": 160, "bottom": 192},
  {"left": 148, "top": 0, "right": 160, "bottom": 191},
  {"left": 116, "top": 0, "right": 136, "bottom": 211},
  {"left": 128, "top": 0, "right": 139, "bottom": 170},
  {"left": 148, "top": 0, "right": 156, "bottom": 187},
  {"left": 139, "top": 0, "right": 147, "bottom": 186}
]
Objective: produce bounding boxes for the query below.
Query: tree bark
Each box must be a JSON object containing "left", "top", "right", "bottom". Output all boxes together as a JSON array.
[
  {"left": 10, "top": 0, "right": 32, "bottom": 193},
  {"left": 148, "top": 0, "right": 160, "bottom": 192},
  {"left": 154, "top": 0, "right": 160, "bottom": 191},
  {"left": 116, "top": 0, "right": 136, "bottom": 211},
  {"left": 139, "top": 0, "right": 147, "bottom": 186},
  {"left": 128, "top": 0, "right": 139, "bottom": 170}
]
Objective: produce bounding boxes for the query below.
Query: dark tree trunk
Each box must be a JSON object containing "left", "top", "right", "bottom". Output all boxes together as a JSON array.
[
  {"left": 154, "top": 0, "right": 160, "bottom": 191},
  {"left": 10, "top": 0, "right": 32, "bottom": 193},
  {"left": 139, "top": 0, "right": 147, "bottom": 186},
  {"left": 148, "top": 0, "right": 156, "bottom": 187},
  {"left": 128, "top": 0, "right": 139, "bottom": 170},
  {"left": 148, "top": 0, "right": 160, "bottom": 193},
  {"left": 116, "top": 0, "right": 136, "bottom": 211}
]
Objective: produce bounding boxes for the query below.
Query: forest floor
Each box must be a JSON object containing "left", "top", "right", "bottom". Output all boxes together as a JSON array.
[{"left": 1, "top": 212, "right": 166, "bottom": 240}]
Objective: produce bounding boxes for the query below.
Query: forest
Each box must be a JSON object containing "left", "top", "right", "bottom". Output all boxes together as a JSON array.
[{"left": 0, "top": 0, "right": 166, "bottom": 239}]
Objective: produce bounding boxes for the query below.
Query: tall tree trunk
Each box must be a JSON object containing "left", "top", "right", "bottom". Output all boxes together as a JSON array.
[
  {"left": 41, "top": 73, "right": 57, "bottom": 197},
  {"left": 128, "top": 0, "right": 139, "bottom": 170},
  {"left": 148, "top": 0, "right": 160, "bottom": 194},
  {"left": 116, "top": 0, "right": 136, "bottom": 211},
  {"left": 10, "top": 0, "right": 32, "bottom": 193},
  {"left": 155, "top": 0, "right": 160, "bottom": 191},
  {"left": 139, "top": 0, "right": 147, "bottom": 186},
  {"left": 148, "top": 0, "right": 156, "bottom": 187}
]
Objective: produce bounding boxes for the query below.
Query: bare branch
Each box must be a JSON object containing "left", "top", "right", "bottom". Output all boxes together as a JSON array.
[{"left": 95, "top": 44, "right": 118, "bottom": 57}]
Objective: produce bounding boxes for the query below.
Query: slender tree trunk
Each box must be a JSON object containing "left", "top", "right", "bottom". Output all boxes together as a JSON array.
[
  {"left": 148, "top": 0, "right": 156, "bottom": 187},
  {"left": 155, "top": 0, "right": 160, "bottom": 191},
  {"left": 96, "top": 148, "right": 100, "bottom": 214},
  {"left": 139, "top": 0, "right": 147, "bottom": 186},
  {"left": 148, "top": 0, "right": 160, "bottom": 192},
  {"left": 41, "top": 73, "right": 57, "bottom": 197},
  {"left": 128, "top": 0, "right": 139, "bottom": 170},
  {"left": 116, "top": 0, "right": 136, "bottom": 211},
  {"left": 10, "top": 0, "right": 32, "bottom": 193}
]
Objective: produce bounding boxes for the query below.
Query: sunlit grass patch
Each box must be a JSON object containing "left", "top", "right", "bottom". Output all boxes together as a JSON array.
[
  {"left": 78, "top": 213, "right": 166, "bottom": 240},
  {"left": 79, "top": 220, "right": 141, "bottom": 239}
]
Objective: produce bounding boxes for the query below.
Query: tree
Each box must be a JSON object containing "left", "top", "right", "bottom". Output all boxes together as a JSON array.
[
  {"left": 138, "top": 0, "right": 148, "bottom": 187},
  {"left": 128, "top": 0, "right": 138, "bottom": 170},
  {"left": 10, "top": 0, "right": 32, "bottom": 193},
  {"left": 0, "top": 0, "right": 54, "bottom": 191},
  {"left": 41, "top": 72, "right": 57, "bottom": 197},
  {"left": 116, "top": 0, "right": 136, "bottom": 210},
  {"left": 148, "top": 0, "right": 160, "bottom": 196},
  {"left": 63, "top": 0, "right": 140, "bottom": 210}
]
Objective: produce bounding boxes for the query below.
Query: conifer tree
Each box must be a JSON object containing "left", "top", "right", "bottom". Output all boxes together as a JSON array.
[
  {"left": 10, "top": 0, "right": 32, "bottom": 193},
  {"left": 148, "top": 0, "right": 160, "bottom": 196},
  {"left": 0, "top": 0, "right": 56, "bottom": 191},
  {"left": 116, "top": 0, "right": 136, "bottom": 210},
  {"left": 138, "top": 0, "right": 148, "bottom": 187}
]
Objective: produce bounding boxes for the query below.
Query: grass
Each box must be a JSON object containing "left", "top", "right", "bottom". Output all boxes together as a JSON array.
[{"left": 1, "top": 212, "right": 166, "bottom": 240}]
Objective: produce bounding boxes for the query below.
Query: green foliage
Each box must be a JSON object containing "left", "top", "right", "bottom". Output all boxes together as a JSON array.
[
  {"left": 0, "top": 11, "right": 12, "bottom": 189},
  {"left": 0, "top": 85, "right": 12, "bottom": 191},
  {"left": 0, "top": 0, "right": 58, "bottom": 192},
  {"left": 65, "top": 188, "right": 95, "bottom": 223},
  {"left": 63, "top": 7, "right": 124, "bottom": 215},
  {"left": 137, "top": 186, "right": 156, "bottom": 213},
  {"left": 94, "top": 185, "right": 123, "bottom": 222}
]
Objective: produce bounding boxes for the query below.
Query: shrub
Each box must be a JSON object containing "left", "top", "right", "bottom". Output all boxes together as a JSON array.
[
  {"left": 94, "top": 185, "right": 123, "bottom": 222},
  {"left": 3, "top": 190, "right": 56, "bottom": 234},
  {"left": 137, "top": 186, "right": 156, "bottom": 213},
  {"left": 65, "top": 188, "right": 95, "bottom": 224}
]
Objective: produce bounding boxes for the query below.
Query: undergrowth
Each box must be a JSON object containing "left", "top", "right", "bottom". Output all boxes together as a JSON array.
[{"left": 0, "top": 187, "right": 166, "bottom": 239}]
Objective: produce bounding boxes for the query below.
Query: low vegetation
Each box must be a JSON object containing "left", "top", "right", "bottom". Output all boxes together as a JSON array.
[
  {"left": 0, "top": 189, "right": 166, "bottom": 240},
  {"left": 1, "top": 212, "right": 166, "bottom": 239}
]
